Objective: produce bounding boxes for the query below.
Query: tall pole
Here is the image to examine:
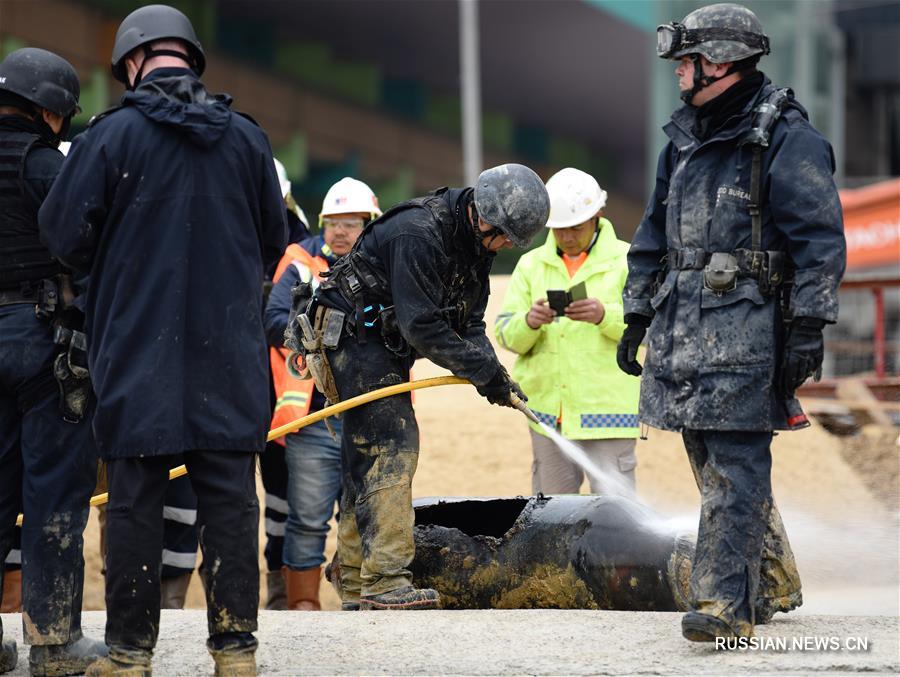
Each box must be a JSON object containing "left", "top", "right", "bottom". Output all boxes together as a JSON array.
[{"left": 460, "top": 0, "right": 482, "bottom": 186}]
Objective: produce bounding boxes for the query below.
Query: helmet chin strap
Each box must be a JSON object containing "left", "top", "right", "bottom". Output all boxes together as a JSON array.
[{"left": 680, "top": 54, "right": 738, "bottom": 105}]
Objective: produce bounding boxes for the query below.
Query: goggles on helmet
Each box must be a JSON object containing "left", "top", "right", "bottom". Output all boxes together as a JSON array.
[{"left": 656, "top": 22, "right": 770, "bottom": 59}]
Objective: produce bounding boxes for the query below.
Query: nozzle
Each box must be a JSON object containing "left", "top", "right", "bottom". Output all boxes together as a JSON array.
[{"left": 510, "top": 391, "right": 541, "bottom": 425}]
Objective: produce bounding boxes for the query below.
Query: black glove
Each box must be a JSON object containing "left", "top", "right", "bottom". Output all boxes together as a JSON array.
[
  {"left": 616, "top": 314, "right": 651, "bottom": 377},
  {"left": 476, "top": 366, "right": 526, "bottom": 407},
  {"left": 779, "top": 317, "right": 825, "bottom": 397}
]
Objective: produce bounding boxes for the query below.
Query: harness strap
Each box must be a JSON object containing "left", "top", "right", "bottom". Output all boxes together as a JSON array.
[{"left": 749, "top": 145, "right": 764, "bottom": 274}]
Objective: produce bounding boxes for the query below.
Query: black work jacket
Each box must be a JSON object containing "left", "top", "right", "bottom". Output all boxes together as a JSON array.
[
  {"left": 39, "top": 68, "right": 287, "bottom": 458},
  {"left": 318, "top": 187, "right": 501, "bottom": 387},
  {"left": 623, "top": 76, "right": 845, "bottom": 431}
]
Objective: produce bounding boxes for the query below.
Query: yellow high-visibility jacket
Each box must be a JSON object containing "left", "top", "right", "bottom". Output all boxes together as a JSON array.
[{"left": 494, "top": 219, "right": 640, "bottom": 440}]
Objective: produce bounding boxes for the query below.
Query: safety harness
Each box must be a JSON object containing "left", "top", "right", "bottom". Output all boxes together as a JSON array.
[
  {"left": 0, "top": 130, "right": 61, "bottom": 293},
  {"left": 318, "top": 187, "right": 478, "bottom": 346}
]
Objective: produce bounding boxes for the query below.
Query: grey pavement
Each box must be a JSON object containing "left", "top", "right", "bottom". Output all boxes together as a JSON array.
[{"left": 2, "top": 609, "right": 898, "bottom": 675}]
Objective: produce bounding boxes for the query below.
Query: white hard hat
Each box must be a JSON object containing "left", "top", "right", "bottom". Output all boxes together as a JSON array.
[
  {"left": 544, "top": 167, "right": 608, "bottom": 229},
  {"left": 273, "top": 157, "right": 291, "bottom": 199},
  {"left": 58, "top": 141, "right": 71, "bottom": 156},
  {"left": 320, "top": 177, "right": 382, "bottom": 220}
]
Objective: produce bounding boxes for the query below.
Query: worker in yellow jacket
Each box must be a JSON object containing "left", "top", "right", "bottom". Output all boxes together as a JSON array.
[{"left": 495, "top": 167, "right": 640, "bottom": 494}]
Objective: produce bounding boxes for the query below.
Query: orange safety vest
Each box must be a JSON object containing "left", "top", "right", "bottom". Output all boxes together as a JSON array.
[{"left": 269, "top": 244, "right": 330, "bottom": 444}]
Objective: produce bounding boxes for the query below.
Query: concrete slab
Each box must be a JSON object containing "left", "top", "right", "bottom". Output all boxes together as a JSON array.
[{"left": 2, "top": 610, "right": 898, "bottom": 675}]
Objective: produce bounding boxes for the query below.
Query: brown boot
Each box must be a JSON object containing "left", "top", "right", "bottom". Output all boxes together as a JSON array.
[
  {"left": 0, "top": 570, "right": 21, "bottom": 613},
  {"left": 207, "top": 634, "right": 256, "bottom": 677},
  {"left": 0, "top": 639, "right": 17, "bottom": 674},
  {"left": 283, "top": 566, "right": 321, "bottom": 611},
  {"left": 209, "top": 648, "right": 255, "bottom": 677},
  {"left": 84, "top": 646, "right": 152, "bottom": 677}
]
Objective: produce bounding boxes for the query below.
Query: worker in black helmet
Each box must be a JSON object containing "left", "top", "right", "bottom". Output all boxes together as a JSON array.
[
  {"left": 287, "top": 164, "right": 550, "bottom": 611},
  {"left": 0, "top": 47, "right": 108, "bottom": 676},
  {"left": 618, "top": 2, "right": 845, "bottom": 642},
  {"left": 39, "top": 4, "right": 286, "bottom": 675}
]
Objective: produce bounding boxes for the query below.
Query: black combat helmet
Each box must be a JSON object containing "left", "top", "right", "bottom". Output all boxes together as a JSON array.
[
  {"left": 111, "top": 4, "right": 206, "bottom": 84},
  {"left": 474, "top": 164, "right": 551, "bottom": 248},
  {"left": 0, "top": 47, "right": 81, "bottom": 117},
  {"left": 657, "top": 3, "right": 769, "bottom": 64}
]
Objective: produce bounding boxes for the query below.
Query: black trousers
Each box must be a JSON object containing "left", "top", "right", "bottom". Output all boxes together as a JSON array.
[
  {"left": 160, "top": 470, "right": 198, "bottom": 579},
  {"left": 0, "top": 304, "right": 97, "bottom": 645},
  {"left": 682, "top": 430, "right": 772, "bottom": 635},
  {"left": 104, "top": 450, "right": 259, "bottom": 650},
  {"left": 259, "top": 439, "right": 287, "bottom": 572}
]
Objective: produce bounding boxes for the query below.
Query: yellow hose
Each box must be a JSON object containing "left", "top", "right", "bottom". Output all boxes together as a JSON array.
[{"left": 14, "top": 376, "right": 470, "bottom": 527}]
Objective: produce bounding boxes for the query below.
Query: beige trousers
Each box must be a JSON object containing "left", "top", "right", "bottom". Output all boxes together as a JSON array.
[{"left": 530, "top": 428, "right": 637, "bottom": 494}]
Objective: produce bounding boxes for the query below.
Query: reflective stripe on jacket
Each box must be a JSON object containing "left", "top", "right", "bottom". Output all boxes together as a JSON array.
[
  {"left": 495, "top": 219, "right": 640, "bottom": 440},
  {"left": 269, "top": 244, "right": 329, "bottom": 442}
]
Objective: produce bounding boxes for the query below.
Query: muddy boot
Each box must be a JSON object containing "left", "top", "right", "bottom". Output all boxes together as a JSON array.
[
  {"left": 681, "top": 611, "right": 740, "bottom": 643},
  {"left": 160, "top": 573, "right": 192, "bottom": 610},
  {"left": 264, "top": 571, "right": 286, "bottom": 610},
  {"left": 30, "top": 631, "right": 109, "bottom": 677},
  {"left": 0, "top": 639, "right": 16, "bottom": 675},
  {"left": 283, "top": 566, "right": 321, "bottom": 611},
  {"left": 756, "top": 504, "right": 803, "bottom": 624},
  {"left": 325, "top": 558, "right": 358, "bottom": 610},
  {"left": 0, "top": 570, "right": 21, "bottom": 613},
  {"left": 207, "top": 633, "right": 257, "bottom": 677},
  {"left": 755, "top": 589, "right": 803, "bottom": 624},
  {"left": 359, "top": 586, "right": 440, "bottom": 610},
  {"left": 84, "top": 646, "right": 152, "bottom": 677}
]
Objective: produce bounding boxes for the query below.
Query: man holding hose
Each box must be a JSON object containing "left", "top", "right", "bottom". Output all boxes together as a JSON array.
[{"left": 293, "top": 164, "right": 550, "bottom": 610}]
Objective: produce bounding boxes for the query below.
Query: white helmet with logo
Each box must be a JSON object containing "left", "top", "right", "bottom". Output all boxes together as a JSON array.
[
  {"left": 544, "top": 167, "right": 608, "bottom": 229},
  {"left": 319, "top": 177, "right": 382, "bottom": 223}
]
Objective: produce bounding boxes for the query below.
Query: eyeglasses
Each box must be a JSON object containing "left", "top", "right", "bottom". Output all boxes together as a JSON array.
[{"left": 322, "top": 216, "right": 367, "bottom": 231}]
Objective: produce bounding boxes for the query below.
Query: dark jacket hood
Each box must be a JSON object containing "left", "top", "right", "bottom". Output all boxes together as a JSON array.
[
  {"left": 444, "top": 186, "right": 494, "bottom": 260},
  {"left": 122, "top": 68, "right": 232, "bottom": 148}
]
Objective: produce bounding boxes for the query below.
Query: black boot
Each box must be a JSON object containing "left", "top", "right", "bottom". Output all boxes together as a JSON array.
[
  {"left": 29, "top": 631, "right": 108, "bottom": 677},
  {"left": 360, "top": 586, "right": 440, "bottom": 610},
  {"left": 681, "top": 611, "right": 738, "bottom": 642},
  {"left": 0, "top": 639, "right": 16, "bottom": 675},
  {"left": 755, "top": 589, "right": 803, "bottom": 624}
]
